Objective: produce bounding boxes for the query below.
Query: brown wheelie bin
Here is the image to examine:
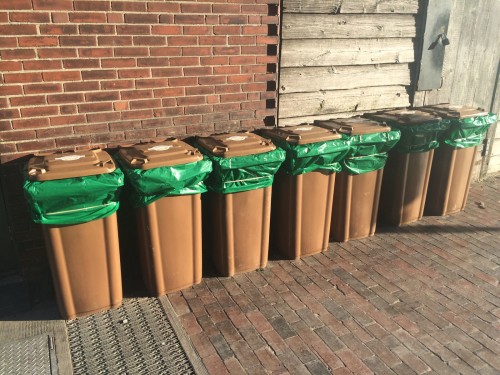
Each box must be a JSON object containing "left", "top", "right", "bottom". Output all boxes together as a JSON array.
[
  {"left": 365, "top": 109, "right": 446, "bottom": 226},
  {"left": 23, "top": 150, "right": 124, "bottom": 319},
  {"left": 196, "top": 132, "right": 285, "bottom": 277},
  {"left": 316, "top": 118, "right": 401, "bottom": 242},
  {"left": 259, "top": 125, "right": 349, "bottom": 259},
  {"left": 116, "top": 140, "right": 212, "bottom": 296},
  {"left": 419, "top": 104, "right": 497, "bottom": 215}
]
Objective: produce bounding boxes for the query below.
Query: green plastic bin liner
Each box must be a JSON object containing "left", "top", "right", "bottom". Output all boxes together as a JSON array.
[
  {"left": 419, "top": 104, "right": 497, "bottom": 149},
  {"left": 342, "top": 130, "right": 401, "bottom": 175},
  {"left": 115, "top": 140, "right": 213, "bottom": 206},
  {"left": 195, "top": 132, "right": 286, "bottom": 194},
  {"left": 258, "top": 126, "right": 350, "bottom": 176},
  {"left": 24, "top": 168, "right": 124, "bottom": 226},
  {"left": 365, "top": 109, "right": 448, "bottom": 153},
  {"left": 441, "top": 113, "right": 497, "bottom": 148},
  {"left": 384, "top": 120, "right": 450, "bottom": 153}
]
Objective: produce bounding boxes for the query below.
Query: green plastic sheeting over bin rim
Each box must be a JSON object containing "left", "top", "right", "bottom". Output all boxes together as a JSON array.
[
  {"left": 263, "top": 136, "right": 351, "bottom": 175},
  {"left": 383, "top": 120, "right": 449, "bottom": 153},
  {"left": 342, "top": 130, "right": 401, "bottom": 175},
  {"left": 441, "top": 113, "right": 497, "bottom": 149},
  {"left": 196, "top": 145, "right": 286, "bottom": 194},
  {"left": 23, "top": 168, "right": 124, "bottom": 226},
  {"left": 115, "top": 156, "right": 213, "bottom": 207}
]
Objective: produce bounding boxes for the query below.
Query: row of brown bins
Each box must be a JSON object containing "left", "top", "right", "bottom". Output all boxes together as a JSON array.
[{"left": 23, "top": 104, "right": 496, "bottom": 319}]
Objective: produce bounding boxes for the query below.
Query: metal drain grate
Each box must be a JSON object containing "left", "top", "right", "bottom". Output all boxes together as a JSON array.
[
  {"left": 67, "top": 298, "right": 195, "bottom": 375},
  {"left": 0, "top": 334, "right": 58, "bottom": 375}
]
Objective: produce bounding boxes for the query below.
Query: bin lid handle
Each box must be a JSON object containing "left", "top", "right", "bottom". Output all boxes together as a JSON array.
[
  {"left": 270, "top": 128, "right": 302, "bottom": 142},
  {"left": 285, "top": 134, "right": 301, "bottom": 141},
  {"left": 339, "top": 126, "right": 353, "bottom": 133},
  {"left": 28, "top": 156, "right": 47, "bottom": 177},
  {"left": 123, "top": 148, "right": 149, "bottom": 167},
  {"left": 94, "top": 158, "right": 115, "bottom": 168},
  {"left": 212, "top": 145, "right": 229, "bottom": 154}
]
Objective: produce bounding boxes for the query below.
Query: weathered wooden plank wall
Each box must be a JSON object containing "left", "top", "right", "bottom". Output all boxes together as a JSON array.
[
  {"left": 413, "top": 0, "right": 500, "bottom": 178},
  {"left": 279, "top": 0, "right": 420, "bottom": 126}
]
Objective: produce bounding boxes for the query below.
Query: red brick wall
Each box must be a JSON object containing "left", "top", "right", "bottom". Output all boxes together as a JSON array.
[
  {"left": 0, "top": 0, "right": 279, "bottom": 290},
  {"left": 0, "top": 0, "right": 279, "bottom": 163}
]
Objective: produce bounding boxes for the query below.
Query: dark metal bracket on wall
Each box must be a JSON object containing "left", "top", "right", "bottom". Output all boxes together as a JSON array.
[{"left": 416, "top": 0, "right": 453, "bottom": 91}]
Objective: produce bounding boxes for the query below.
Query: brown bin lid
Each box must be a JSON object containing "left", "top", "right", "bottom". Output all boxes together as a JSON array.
[
  {"left": 117, "top": 139, "right": 203, "bottom": 170},
  {"left": 315, "top": 117, "right": 391, "bottom": 135},
  {"left": 259, "top": 125, "right": 341, "bottom": 145},
  {"left": 196, "top": 132, "right": 276, "bottom": 158},
  {"left": 419, "top": 103, "right": 489, "bottom": 119},
  {"left": 365, "top": 109, "right": 441, "bottom": 125},
  {"left": 27, "top": 149, "right": 116, "bottom": 181}
]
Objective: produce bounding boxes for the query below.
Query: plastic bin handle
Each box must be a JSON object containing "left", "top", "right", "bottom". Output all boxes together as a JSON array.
[
  {"left": 94, "top": 158, "right": 115, "bottom": 168},
  {"left": 273, "top": 128, "right": 302, "bottom": 142},
  {"left": 339, "top": 126, "right": 353, "bottom": 134},
  {"left": 212, "top": 145, "right": 230, "bottom": 154},
  {"left": 285, "top": 134, "right": 301, "bottom": 142},
  {"left": 28, "top": 156, "right": 47, "bottom": 177},
  {"left": 125, "top": 148, "right": 149, "bottom": 167}
]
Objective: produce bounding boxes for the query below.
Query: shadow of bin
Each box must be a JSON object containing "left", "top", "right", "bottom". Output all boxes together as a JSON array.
[
  {"left": 259, "top": 125, "right": 349, "bottom": 259},
  {"left": 116, "top": 139, "right": 212, "bottom": 296},
  {"left": 196, "top": 132, "right": 285, "bottom": 277},
  {"left": 23, "top": 150, "right": 124, "bottom": 320},
  {"left": 365, "top": 109, "right": 448, "bottom": 226},
  {"left": 316, "top": 118, "right": 400, "bottom": 242},
  {"left": 420, "top": 104, "right": 497, "bottom": 215}
]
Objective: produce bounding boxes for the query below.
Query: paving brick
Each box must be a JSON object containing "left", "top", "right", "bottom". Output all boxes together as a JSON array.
[
  {"left": 277, "top": 350, "right": 311, "bottom": 375},
  {"left": 468, "top": 330, "right": 500, "bottom": 355},
  {"left": 246, "top": 310, "right": 273, "bottom": 334},
  {"left": 285, "top": 335, "right": 319, "bottom": 364},
  {"left": 209, "top": 333, "right": 234, "bottom": 361},
  {"left": 447, "top": 341, "right": 488, "bottom": 371},
  {"left": 332, "top": 367, "right": 352, "bottom": 375},
  {"left": 420, "top": 352, "right": 457, "bottom": 375},
  {"left": 363, "top": 355, "right": 397, "bottom": 375},
  {"left": 443, "top": 326, "right": 483, "bottom": 352},
  {"left": 217, "top": 320, "right": 242, "bottom": 344},
  {"left": 180, "top": 313, "right": 202, "bottom": 336},
  {"left": 476, "top": 349, "right": 500, "bottom": 370},
  {"left": 391, "top": 362, "right": 418, "bottom": 375},
  {"left": 339, "top": 333, "right": 374, "bottom": 360},
  {"left": 191, "top": 332, "right": 218, "bottom": 359},
  {"left": 269, "top": 316, "right": 297, "bottom": 340},
  {"left": 295, "top": 307, "right": 324, "bottom": 329},
  {"left": 321, "top": 299, "right": 350, "bottom": 322},
  {"left": 365, "top": 340, "right": 402, "bottom": 368},
  {"left": 314, "top": 326, "right": 346, "bottom": 352},
  {"left": 305, "top": 360, "right": 331, "bottom": 375},
  {"left": 226, "top": 307, "right": 252, "bottom": 330},
  {"left": 254, "top": 347, "right": 283, "bottom": 372},
  {"left": 261, "top": 330, "right": 288, "bottom": 356},
  {"left": 232, "top": 293, "right": 257, "bottom": 314},
  {"left": 309, "top": 340, "right": 345, "bottom": 371},
  {"left": 448, "top": 357, "right": 478, "bottom": 375},
  {"left": 239, "top": 326, "right": 267, "bottom": 351},
  {"left": 196, "top": 315, "right": 219, "bottom": 338},
  {"left": 392, "top": 329, "right": 429, "bottom": 355},
  {"left": 280, "top": 290, "right": 306, "bottom": 311},
  {"left": 230, "top": 340, "right": 264, "bottom": 372},
  {"left": 391, "top": 345, "right": 431, "bottom": 374},
  {"left": 223, "top": 356, "right": 245, "bottom": 374},
  {"left": 417, "top": 334, "right": 458, "bottom": 363},
  {"left": 203, "top": 354, "right": 229, "bottom": 375},
  {"left": 364, "top": 322, "right": 390, "bottom": 341},
  {"left": 336, "top": 348, "right": 374, "bottom": 375}
]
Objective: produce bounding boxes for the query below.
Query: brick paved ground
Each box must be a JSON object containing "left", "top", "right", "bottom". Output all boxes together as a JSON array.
[{"left": 167, "top": 174, "right": 500, "bottom": 374}]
